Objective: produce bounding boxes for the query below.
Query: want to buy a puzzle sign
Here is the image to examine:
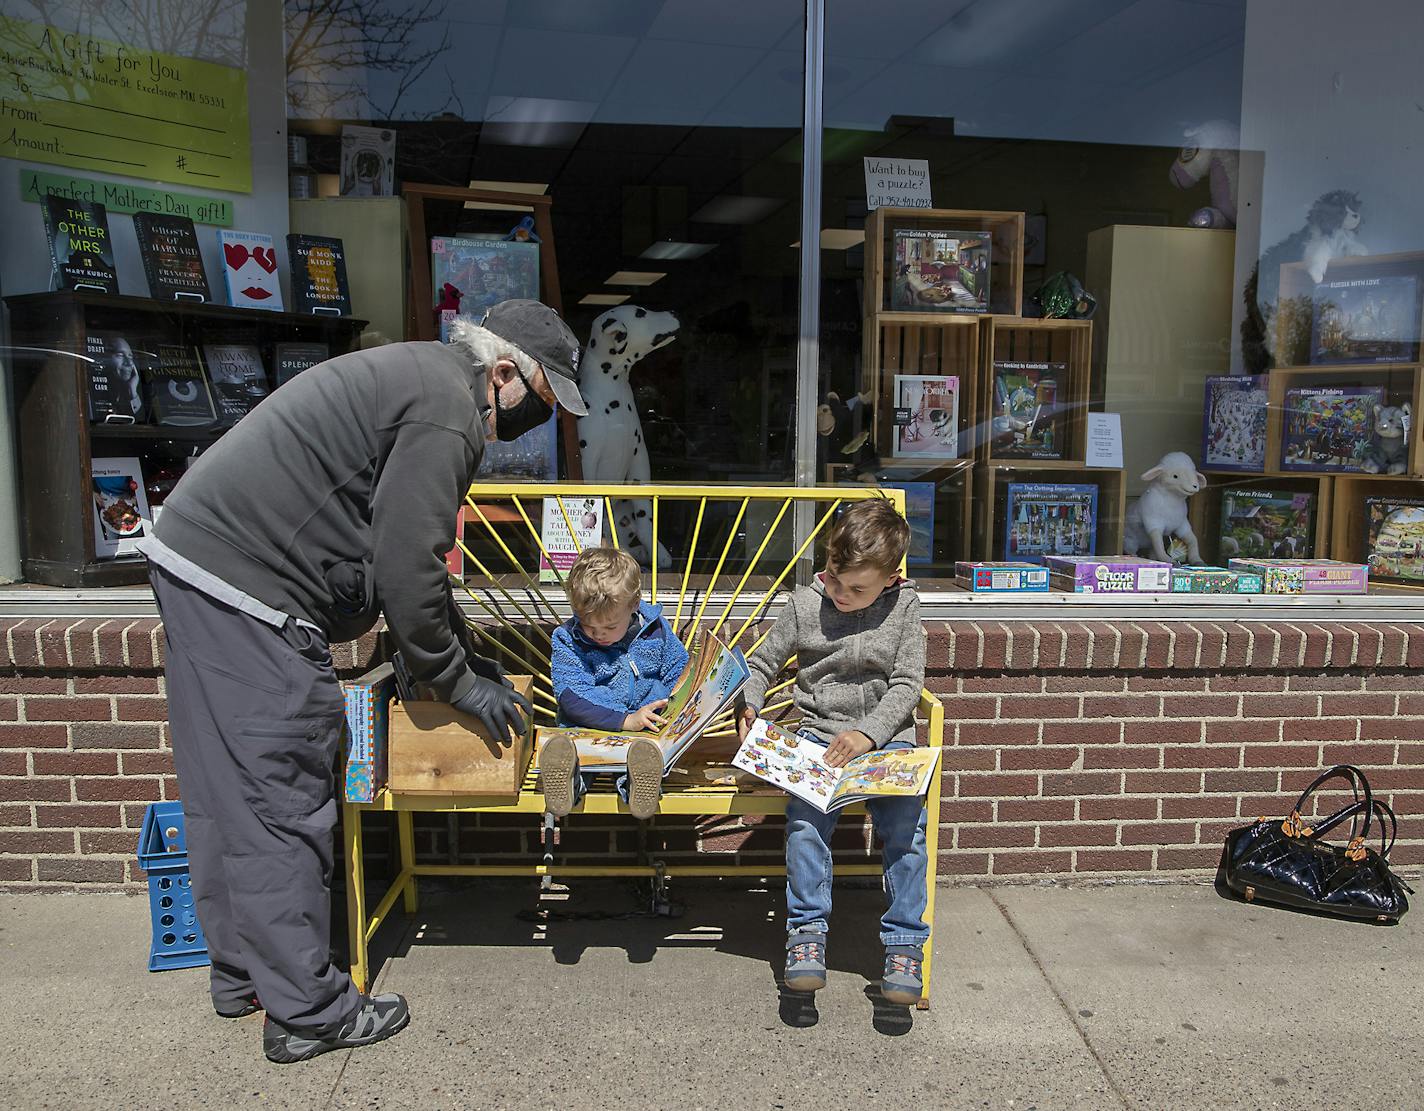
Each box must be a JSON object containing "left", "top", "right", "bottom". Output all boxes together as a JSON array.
[{"left": 863, "top": 158, "right": 932, "bottom": 210}]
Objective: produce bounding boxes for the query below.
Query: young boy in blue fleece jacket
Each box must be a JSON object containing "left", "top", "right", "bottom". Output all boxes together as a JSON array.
[{"left": 544, "top": 547, "right": 689, "bottom": 820}]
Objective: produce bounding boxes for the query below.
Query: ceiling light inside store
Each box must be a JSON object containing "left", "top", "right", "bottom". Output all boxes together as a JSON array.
[
  {"left": 480, "top": 96, "right": 595, "bottom": 148},
  {"left": 579, "top": 293, "right": 631, "bottom": 306},
  {"left": 464, "top": 180, "right": 548, "bottom": 211},
  {"left": 640, "top": 241, "right": 716, "bottom": 260},
  {"left": 605, "top": 271, "right": 666, "bottom": 286},
  {"left": 789, "top": 229, "right": 866, "bottom": 250},
  {"left": 693, "top": 195, "right": 784, "bottom": 224}
]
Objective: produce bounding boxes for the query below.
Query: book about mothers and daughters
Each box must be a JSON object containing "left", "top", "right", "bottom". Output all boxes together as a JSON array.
[
  {"left": 535, "top": 630, "right": 749, "bottom": 776},
  {"left": 732, "top": 718, "right": 941, "bottom": 814}
]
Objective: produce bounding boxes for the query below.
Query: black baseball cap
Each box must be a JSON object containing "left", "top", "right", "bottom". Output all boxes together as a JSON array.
[{"left": 480, "top": 299, "right": 588, "bottom": 416}]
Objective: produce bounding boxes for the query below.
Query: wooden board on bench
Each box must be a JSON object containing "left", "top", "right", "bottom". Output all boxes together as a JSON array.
[{"left": 388, "top": 675, "right": 534, "bottom": 797}]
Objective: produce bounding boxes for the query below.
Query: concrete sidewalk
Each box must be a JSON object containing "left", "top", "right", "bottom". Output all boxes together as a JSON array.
[{"left": 1, "top": 880, "right": 1419, "bottom": 1110}]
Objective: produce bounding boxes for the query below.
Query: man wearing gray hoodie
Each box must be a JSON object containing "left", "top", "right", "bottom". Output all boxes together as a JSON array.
[{"left": 142, "top": 300, "right": 587, "bottom": 1063}]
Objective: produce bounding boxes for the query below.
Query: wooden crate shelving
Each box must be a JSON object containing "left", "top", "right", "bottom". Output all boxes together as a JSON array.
[
  {"left": 1331, "top": 475, "right": 1424, "bottom": 590},
  {"left": 979, "top": 317, "right": 1093, "bottom": 465},
  {"left": 1262, "top": 362, "right": 1423, "bottom": 478},
  {"left": 864, "top": 207, "right": 1025, "bottom": 319},
  {"left": 974, "top": 462, "right": 1126, "bottom": 561},
  {"left": 867, "top": 314, "right": 981, "bottom": 459},
  {"left": 1193, "top": 473, "right": 1333, "bottom": 564}
]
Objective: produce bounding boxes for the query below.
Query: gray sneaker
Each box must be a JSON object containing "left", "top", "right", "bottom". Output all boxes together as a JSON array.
[
  {"left": 626, "top": 736, "right": 664, "bottom": 820},
  {"left": 882, "top": 945, "right": 924, "bottom": 1005},
  {"left": 540, "top": 734, "right": 578, "bottom": 818},
  {"left": 263, "top": 993, "right": 410, "bottom": 1064},
  {"left": 784, "top": 931, "right": 827, "bottom": 992}
]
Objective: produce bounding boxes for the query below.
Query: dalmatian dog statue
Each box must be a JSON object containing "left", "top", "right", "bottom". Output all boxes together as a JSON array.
[{"left": 576, "top": 305, "right": 680, "bottom": 567}]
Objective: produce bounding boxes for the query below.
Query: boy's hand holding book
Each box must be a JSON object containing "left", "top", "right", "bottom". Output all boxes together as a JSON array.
[
  {"left": 824, "top": 729, "right": 874, "bottom": 768},
  {"left": 623, "top": 698, "right": 668, "bottom": 732},
  {"left": 738, "top": 705, "right": 756, "bottom": 741}
]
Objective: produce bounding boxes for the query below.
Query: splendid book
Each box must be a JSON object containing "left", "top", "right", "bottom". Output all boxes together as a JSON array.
[
  {"left": 83, "top": 332, "right": 148, "bottom": 423},
  {"left": 991, "top": 361, "right": 1064, "bottom": 459},
  {"left": 133, "top": 213, "right": 210, "bottom": 302},
  {"left": 891, "top": 228, "right": 990, "bottom": 312},
  {"left": 1280, "top": 385, "right": 1384, "bottom": 472},
  {"left": 287, "top": 234, "right": 352, "bottom": 316},
  {"left": 144, "top": 345, "right": 216, "bottom": 426},
  {"left": 274, "top": 341, "right": 329, "bottom": 386},
  {"left": 535, "top": 630, "right": 748, "bottom": 776},
  {"left": 218, "top": 229, "right": 283, "bottom": 310},
  {"left": 42, "top": 196, "right": 117, "bottom": 293},
  {"left": 892, "top": 374, "right": 959, "bottom": 458},
  {"left": 733, "top": 718, "right": 941, "bottom": 814},
  {"left": 1201, "top": 374, "right": 1267, "bottom": 472},
  {"left": 1311, "top": 274, "right": 1420, "bottom": 364},
  {"left": 201, "top": 343, "right": 269, "bottom": 427},
  {"left": 1004, "top": 482, "right": 1098, "bottom": 560}
]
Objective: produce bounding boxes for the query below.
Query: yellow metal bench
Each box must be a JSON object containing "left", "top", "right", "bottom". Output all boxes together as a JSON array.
[{"left": 342, "top": 483, "right": 946, "bottom": 1007}]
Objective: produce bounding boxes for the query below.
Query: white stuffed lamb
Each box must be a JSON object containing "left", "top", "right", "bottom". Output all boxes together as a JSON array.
[{"left": 1122, "top": 451, "right": 1206, "bottom": 564}]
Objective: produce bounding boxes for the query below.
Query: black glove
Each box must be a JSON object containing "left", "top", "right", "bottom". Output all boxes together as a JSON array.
[
  {"left": 467, "top": 652, "right": 508, "bottom": 686},
  {"left": 452, "top": 675, "right": 531, "bottom": 740}
]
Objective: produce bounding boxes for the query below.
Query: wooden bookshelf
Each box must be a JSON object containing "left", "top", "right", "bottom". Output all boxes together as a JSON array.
[
  {"left": 979, "top": 317, "right": 1093, "bottom": 464},
  {"left": 975, "top": 462, "right": 1126, "bottom": 561}
]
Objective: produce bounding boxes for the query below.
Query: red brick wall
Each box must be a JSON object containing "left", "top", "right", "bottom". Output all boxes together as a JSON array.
[{"left": 2, "top": 616, "right": 1421, "bottom": 890}]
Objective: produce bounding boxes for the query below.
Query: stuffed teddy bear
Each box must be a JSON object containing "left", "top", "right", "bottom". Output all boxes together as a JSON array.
[
  {"left": 1362, "top": 403, "right": 1411, "bottom": 475},
  {"left": 1122, "top": 451, "right": 1207, "bottom": 564}
]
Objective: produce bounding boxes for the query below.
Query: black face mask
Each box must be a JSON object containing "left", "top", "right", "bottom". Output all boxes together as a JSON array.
[{"left": 493, "top": 367, "right": 553, "bottom": 441}]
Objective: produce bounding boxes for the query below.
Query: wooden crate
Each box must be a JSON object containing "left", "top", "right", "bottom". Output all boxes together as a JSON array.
[
  {"left": 864, "top": 207, "right": 1025, "bottom": 318},
  {"left": 866, "top": 315, "right": 981, "bottom": 458},
  {"left": 1193, "top": 473, "right": 1333, "bottom": 564},
  {"left": 979, "top": 317, "right": 1092, "bottom": 464},
  {"left": 388, "top": 675, "right": 535, "bottom": 797},
  {"left": 1331, "top": 475, "right": 1424, "bottom": 591},
  {"left": 1263, "top": 363, "right": 1423, "bottom": 478},
  {"left": 873, "top": 459, "right": 974, "bottom": 570},
  {"left": 974, "top": 462, "right": 1126, "bottom": 561}
]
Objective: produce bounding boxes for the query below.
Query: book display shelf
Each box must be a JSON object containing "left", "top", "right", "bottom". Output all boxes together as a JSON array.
[
  {"left": 6, "top": 290, "right": 367, "bottom": 586},
  {"left": 862, "top": 207, "right": 1120, "bottom": 576}
]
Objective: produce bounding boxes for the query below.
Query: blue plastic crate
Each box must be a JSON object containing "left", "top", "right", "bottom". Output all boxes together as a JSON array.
[
  {"left": 138, "top": 800, "right": 189, "bottom": 872},
  {"left": 136, "top": 803, "right": 209, "bottom": 972}
]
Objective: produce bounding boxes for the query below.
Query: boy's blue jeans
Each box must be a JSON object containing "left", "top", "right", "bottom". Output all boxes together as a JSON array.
[
  {"left": 784, "top": 737, "right": 930, "bottom": 948},
  {"left": 570, "top": 769, "right": 631, "bottom": 804}
]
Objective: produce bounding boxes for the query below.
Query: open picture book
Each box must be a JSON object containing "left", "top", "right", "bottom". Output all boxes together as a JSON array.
[
  {"left": 733, "top": 718, "right": 941, "bottom": 813},
  {"left": 535, "top": 629, "right": 749, "bottom": 775}
]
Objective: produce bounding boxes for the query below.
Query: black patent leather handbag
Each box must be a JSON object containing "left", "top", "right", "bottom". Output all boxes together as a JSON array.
[{"left": 1223, "top": 764, "right": 1411, "bottom": 924}]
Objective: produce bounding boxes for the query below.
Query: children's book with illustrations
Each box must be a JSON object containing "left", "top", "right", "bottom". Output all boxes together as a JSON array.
[
  {"left": 732, "top": 718, "right": 941, "bottom": 813},
  {"left": 535, "top": 629, "right": 749, "bottom": 775}
]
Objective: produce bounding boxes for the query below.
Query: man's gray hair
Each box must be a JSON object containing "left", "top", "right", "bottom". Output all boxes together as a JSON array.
[{"left": 447, "top": 318, "right": 541, "bottom": 380}]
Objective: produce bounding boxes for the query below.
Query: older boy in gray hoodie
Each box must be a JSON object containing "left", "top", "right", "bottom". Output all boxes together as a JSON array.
[{"left": 738, "top": 498, "right": 928, "bottom": 1005}]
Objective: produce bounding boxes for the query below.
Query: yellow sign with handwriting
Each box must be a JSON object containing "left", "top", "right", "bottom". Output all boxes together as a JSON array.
[{"left": 0, "top": 16, "right": 251, "bottom": 193}]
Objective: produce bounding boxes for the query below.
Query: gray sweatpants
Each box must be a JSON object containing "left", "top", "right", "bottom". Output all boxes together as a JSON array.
[{"left": 151, "top": 564, "right": 361, "bottom": 1030}]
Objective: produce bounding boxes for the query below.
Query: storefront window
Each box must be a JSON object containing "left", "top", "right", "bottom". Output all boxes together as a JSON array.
[{"left": 817, "top": 0, "right": 1424, "bottom": 598}]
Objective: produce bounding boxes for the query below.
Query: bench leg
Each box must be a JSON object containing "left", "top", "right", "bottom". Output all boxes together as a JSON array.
[
  {"left": 397, "top": 810, "right": 418, "bottom": 914},
  {"left": 918, "top": 768, "right": 944, "bottom": 1011},
  {"left": 344, "top": 802, "right": 370, "bottom": 994}
]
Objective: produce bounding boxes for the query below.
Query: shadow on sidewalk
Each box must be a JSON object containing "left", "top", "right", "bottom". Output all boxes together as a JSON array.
[{"left": 343, "top": 876, "right": 914, "bottom": 1032}]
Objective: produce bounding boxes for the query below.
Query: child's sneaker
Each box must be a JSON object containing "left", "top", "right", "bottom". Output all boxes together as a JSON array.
[
  {"left": 625, "top": 736, "right": 664, "bottom": 820},
  {"left": 784, "top": 931, "right": 827, "bottom": 992},
  {"left": 540, "top": 735, "right": 578, "bottom": 818},
  {"left": 881, "top": 944, "right": 924, "bottom": 1005}
]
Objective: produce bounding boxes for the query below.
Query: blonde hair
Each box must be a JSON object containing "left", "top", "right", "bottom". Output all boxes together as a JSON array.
[
  {"left": 446, "top": 318, "right": 542, "bottom": 381},
  {"left": 567, "top": 547, "right": 641, "bottom": 618},
  {"left": 826, "top": 498, "right": 910, "bottom": 573}
]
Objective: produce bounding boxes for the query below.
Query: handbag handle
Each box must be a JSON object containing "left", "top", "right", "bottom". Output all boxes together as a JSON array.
[{"left": 1284, "top": 765, "right": 1373, "bottom": 841}]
